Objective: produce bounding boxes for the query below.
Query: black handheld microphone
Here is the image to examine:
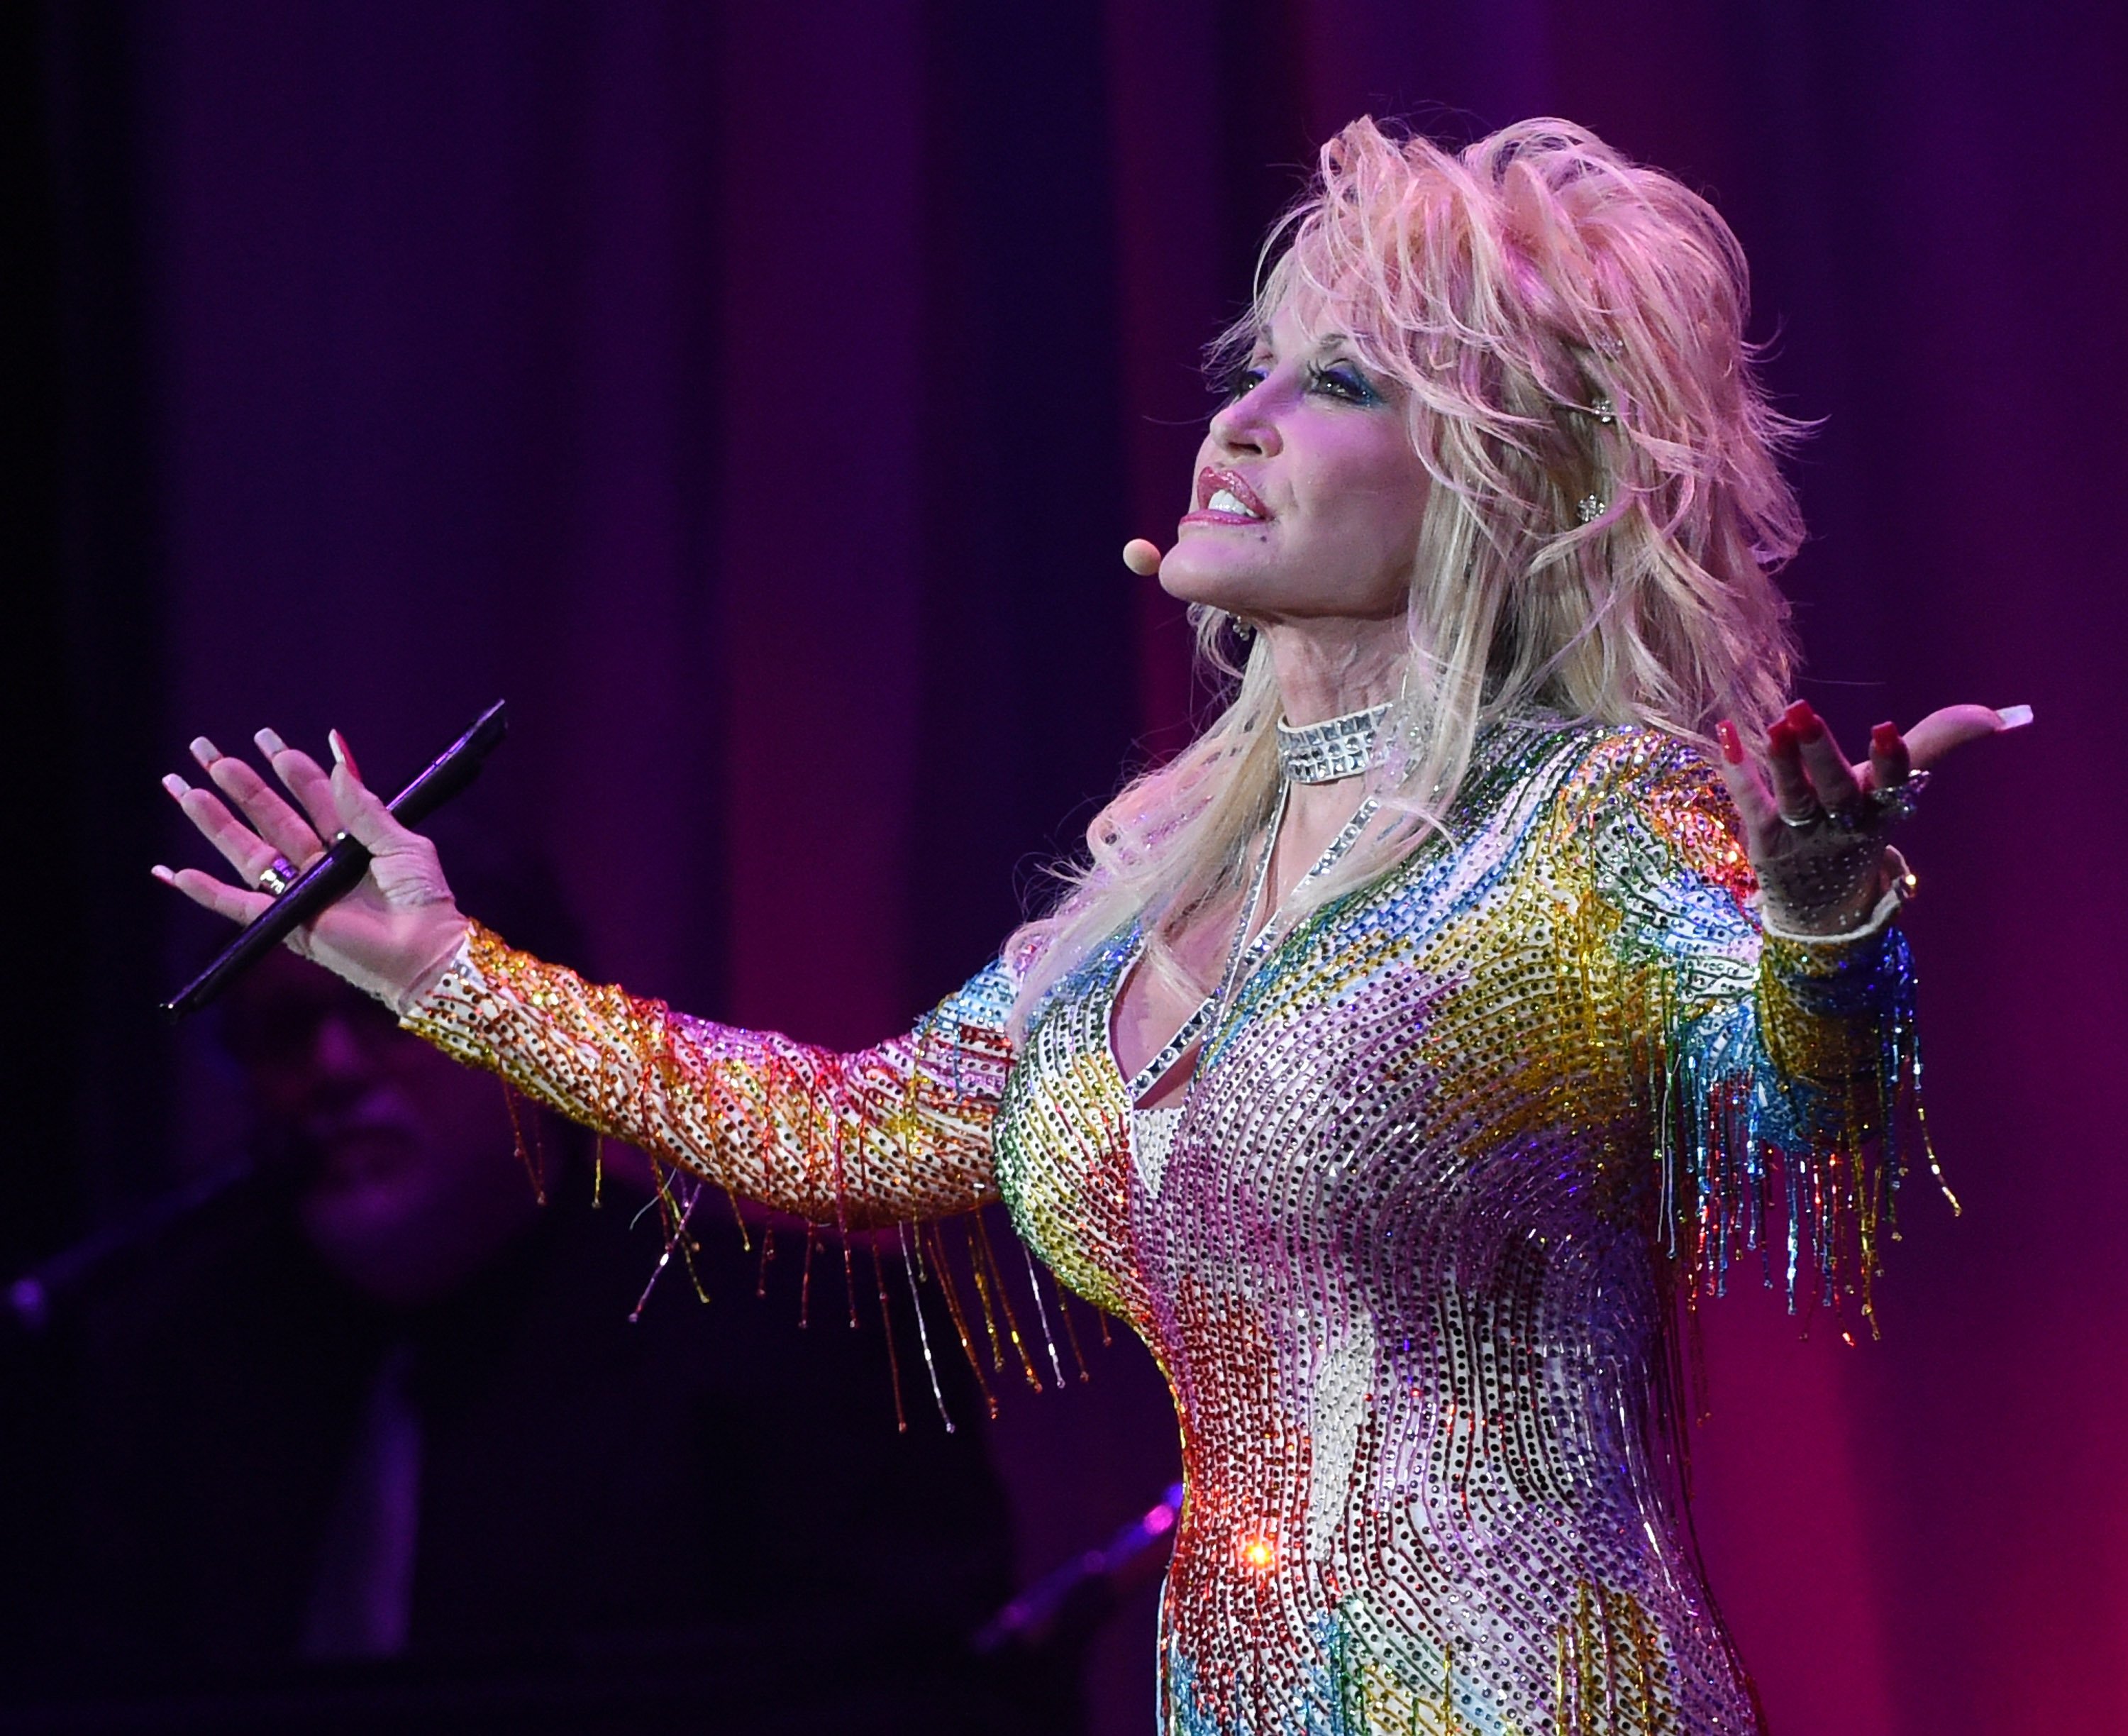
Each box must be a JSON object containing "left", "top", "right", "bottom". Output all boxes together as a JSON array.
[{"left": 160, "top": 700, "right": 509, "bottom": 1021}]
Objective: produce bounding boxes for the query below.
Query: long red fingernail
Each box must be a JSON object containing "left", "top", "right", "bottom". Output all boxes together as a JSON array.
[
  {"left": 328, "top": 729, "right": 360, "bottom": 780},
  {"left": 1871, "top": 722, "right": 1900, "bottom": 753},
  {"left": 1715, "top": 719, "right": 1744, "bottom": 765},
  {"left": 1768, "top": 719, "right": 1797, "bottom": 755},
  {"left": 1787, "top": 702, "right": 1825, "bottom": 743}
]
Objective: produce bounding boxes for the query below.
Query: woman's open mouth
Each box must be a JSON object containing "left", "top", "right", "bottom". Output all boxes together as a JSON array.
[{"left": 1182, "top": 468, "right": 1271, "bottom": 526}]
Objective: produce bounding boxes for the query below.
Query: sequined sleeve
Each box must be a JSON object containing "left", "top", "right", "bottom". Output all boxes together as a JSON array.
[
  {"left": 400, "top": 922, "right": 1019, "bottom": 1227},
  {"left": 1566, "top": 732, "right": 1927, "bottom": 1323}
]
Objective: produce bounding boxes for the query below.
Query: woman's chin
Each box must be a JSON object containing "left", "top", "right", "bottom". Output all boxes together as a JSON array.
[{"left": 1156, "top": 542, "right": 1268, "bottom": 611}]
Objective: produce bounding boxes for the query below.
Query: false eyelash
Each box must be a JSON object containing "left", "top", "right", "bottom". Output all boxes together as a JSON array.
[{"left": 1305, "top": 362, "right": 1380, "bottom": 405}]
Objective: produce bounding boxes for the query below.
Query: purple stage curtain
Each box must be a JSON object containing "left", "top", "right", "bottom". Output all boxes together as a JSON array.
[{"left": 28, "top": 2, "right": 2127, "bottom": 1731}]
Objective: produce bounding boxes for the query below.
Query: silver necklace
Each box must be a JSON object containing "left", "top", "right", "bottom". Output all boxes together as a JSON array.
[{"left": 1275, "top": 702, "right": 1390, "bottom": 784}]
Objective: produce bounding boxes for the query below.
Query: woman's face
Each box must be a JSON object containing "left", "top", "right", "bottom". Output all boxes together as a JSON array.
[{"left": 1159, "top": 299, "right": 1431, "bottom": 625}]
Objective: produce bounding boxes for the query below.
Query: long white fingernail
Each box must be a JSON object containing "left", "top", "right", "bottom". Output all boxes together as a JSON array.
[
  {"left": 190, "top": 736, "right": 221, "bottom": 768},
  {"left": 150, "top": 864, "right": 177, "bottom": 885},
  {"left": 328, "top": 729, "right": 348, "bottom": 768},
  {"left": 1995, "top": 704, "right": 2034, "bottom": 730},
  {"left": 255, "top": 728, "right": 288, "bottom": 756},
  {"left": 161, "top": 773, "right": 192, "bottom": 799}
]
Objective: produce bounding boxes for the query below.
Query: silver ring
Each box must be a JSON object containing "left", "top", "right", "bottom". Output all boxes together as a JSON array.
[
  {"left": 257, "top": 856, "right": 297, "bottom": 897},
  {"left": 1777, "top": 803, "right": 1824, "bottom": 830},
  {"left": 1869, "top": 767, "right": 1931, "bottom": 822}
]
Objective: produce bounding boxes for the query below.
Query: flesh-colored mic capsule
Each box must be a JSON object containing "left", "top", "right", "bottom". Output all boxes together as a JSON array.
[{"left": 1121, "top": 538, "right": 1163, "bottom": 577}]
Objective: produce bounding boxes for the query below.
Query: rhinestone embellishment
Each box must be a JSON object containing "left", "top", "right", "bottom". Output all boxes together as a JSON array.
[{"left": 1275, "top": 702, "right": 1390, "bottom": 785}]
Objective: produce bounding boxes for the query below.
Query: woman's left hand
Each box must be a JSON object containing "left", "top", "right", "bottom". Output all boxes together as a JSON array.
[{"left": 1714, "top": 700, "right": 2030, "bottom": 936}]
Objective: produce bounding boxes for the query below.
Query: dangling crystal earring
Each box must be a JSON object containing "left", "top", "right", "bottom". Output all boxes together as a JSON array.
[{"left": 1227, "top": 612, "right": 1254, "bottom": 641}]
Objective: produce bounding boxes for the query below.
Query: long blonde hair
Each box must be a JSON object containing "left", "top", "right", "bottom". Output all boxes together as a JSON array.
[{"left": 1008, "top": 116, "right": 1805, "bottom": 1034}]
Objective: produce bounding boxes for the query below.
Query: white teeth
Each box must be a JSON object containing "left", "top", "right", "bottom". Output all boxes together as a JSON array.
[{"left": 1207, "top": 487, "right": 1259, "bottom": 518}]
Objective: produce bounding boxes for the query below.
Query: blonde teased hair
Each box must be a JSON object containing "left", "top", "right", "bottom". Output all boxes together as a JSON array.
[{"left": 1008, "top": 116, "right": 1805, "bottom": 1034}]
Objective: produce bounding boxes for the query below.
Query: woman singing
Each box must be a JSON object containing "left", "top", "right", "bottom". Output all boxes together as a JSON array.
[{"left": 158, "top": 118, "right": 2022, "bottom": 1733}]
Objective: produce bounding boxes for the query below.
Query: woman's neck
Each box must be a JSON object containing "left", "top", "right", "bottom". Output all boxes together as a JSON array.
[
  {"left": 1258, "top": 613, "right": 1409, "bottom": 725},
  {"left": 1248, "top": 612, "right": 1410, "bottom": 905}
]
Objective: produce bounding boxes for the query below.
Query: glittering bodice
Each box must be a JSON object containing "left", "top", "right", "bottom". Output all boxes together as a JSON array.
[{"left": 407, "top": 719, "right": 1918, "bottom": 1736}]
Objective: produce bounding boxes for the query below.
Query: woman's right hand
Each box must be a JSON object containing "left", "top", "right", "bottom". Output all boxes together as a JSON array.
[{"left": 153, "top": 728, "right": 469, "bottom": 1013}]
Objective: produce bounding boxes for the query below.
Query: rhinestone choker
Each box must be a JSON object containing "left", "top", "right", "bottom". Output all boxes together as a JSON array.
[{"left": 1275, "top": 702, "right": 1390, "bottom": 784}]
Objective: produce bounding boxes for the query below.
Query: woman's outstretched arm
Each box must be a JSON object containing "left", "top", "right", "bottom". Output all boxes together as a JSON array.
[
  {"left": 155, "top": 728, "right": 1014, "bottom": 1225},
  {"left": 404, "top": 922, "right": 1015, "bottom": 1225},
  {"left": 1565, "top": 705, "right": 2023, "bottom": 1320}
]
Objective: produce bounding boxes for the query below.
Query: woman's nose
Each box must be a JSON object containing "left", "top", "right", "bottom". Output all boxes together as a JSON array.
[{"left": 1209, "top": 379, "right": 1284, "bottom": 458}]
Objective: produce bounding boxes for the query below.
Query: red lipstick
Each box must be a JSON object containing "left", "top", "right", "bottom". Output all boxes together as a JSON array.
[{"left": 1182, "top": 468, "right": 1270, "bottom": 526}]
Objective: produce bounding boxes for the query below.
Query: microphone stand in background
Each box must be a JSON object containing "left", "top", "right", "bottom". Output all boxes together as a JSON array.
[
  {"left": 4, "top": 1155, "right": 270, "bottom": 1337},
  {"left": 972, "top": 1481, "right": 1186, "bottom": 1657}
]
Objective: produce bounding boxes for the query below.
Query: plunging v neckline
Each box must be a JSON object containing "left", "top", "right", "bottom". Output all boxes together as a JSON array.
[{"left": 1106, "top": 783, "right": 1381, "bottom": 1112}]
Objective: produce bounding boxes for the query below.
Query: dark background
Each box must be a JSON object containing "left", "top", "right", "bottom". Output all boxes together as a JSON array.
[{"left": 5, "top": 2, "right": 2123, "bottom": 1732}]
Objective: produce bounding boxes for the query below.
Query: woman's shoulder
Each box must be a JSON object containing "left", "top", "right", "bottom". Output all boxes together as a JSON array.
[
  {"left": 1514, "top": 716, "right": 1753, "bottom": 900},
  {"left": 1494, "top": 715, "right": 1741, "bottom": 860},
  {"left": 1507, "top": 714, "right": 1726, "bottom": 809}
]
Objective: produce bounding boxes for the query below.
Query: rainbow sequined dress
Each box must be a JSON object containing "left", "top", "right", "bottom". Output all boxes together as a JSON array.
[{"left": 405, "top": 718, "right": 1921, "bottom": 1735}]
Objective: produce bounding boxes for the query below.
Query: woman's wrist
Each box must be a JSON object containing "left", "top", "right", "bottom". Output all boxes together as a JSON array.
[
  {"left": 1751, "top": 828, "right": 1895, "bottom": 934},
  {"left": 392, "top": 911, "right": 473, "bottom": 1014},
  {"left": 1758, "top": 848, "right": 1913, "bottom": 944},
  {"left": 299, "top": 903, "right": 471, "bottom": 1016}
]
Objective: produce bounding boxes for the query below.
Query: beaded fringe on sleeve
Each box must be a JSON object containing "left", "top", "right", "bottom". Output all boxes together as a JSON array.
[
  {"left": 401, "top": 924, "right": 1088, "bottom": 1430},
  {"left": 1575, "top": 734, "right": 1946, "bottom": 1336}
]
